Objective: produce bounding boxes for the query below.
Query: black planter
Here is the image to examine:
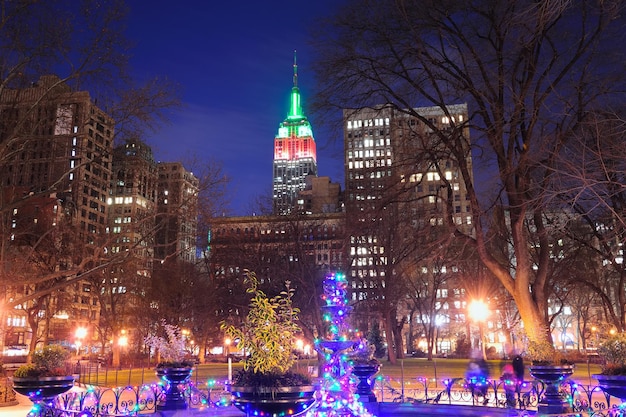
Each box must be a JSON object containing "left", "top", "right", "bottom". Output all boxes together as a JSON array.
[
  {"left": 155, "top": 367, "right": 192, "bottom": 410},
  {"left": 351, "top": 362, "right": 380, "bottom": 402},
  {"left": 12, "top": 375, "right": 75, "bottom": 402},
  {"left": 593, "top": 374, "right": 626, "bottom": 401},
  {"left": 529, "top": 364, "right": 574, "bottom": 414},
  {"left": 230, "top": 385, "right": 316, "bottom": 416}
]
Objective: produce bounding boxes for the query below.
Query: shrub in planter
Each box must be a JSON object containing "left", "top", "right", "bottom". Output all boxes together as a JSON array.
[
  {"left": 527, "top": 340, "right": 571, "bottom": 366},
  {"left": 14, "top": 345, "right": 70, "bottom": 377},
  {"left": 221, "top": 270, "right": 310, "bottom": 385}
]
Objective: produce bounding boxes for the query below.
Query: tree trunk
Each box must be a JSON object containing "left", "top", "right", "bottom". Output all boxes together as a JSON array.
[
  {"left": 112, "top": 341, "right": 121, "bottom": 368},
  {"left": 384, "top": 312, "right": 397, "bottom": 364}
]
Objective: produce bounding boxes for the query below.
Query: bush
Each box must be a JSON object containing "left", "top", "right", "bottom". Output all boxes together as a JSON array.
[
  {"left": 455, "top": 334, "right": 471, "bottom": 357},
  {"left": 598, "top": 333, "right": 626, "bottom": 375},
  {"left": 14, "top": 345, "right": 70, "bottom": 378},
  {"left": 233, "top": 369, "right": 311, "bottom": 388},
  {"left": 486, "top": 346, "right": 498, "bottom": 360}
]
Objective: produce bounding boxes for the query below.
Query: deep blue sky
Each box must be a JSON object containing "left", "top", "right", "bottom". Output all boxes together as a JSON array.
[{"left": 125, "top": 1, "right": 344, "bottom": 215}]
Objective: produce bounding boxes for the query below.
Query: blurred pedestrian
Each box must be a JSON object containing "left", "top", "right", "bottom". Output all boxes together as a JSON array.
[
  {"left": 466, "top": 350, "right": 490, "bottom": 403},
  {"left": 500, "top": 363, "right": 516, "bottom": 407},
  {"left": 512, "top": 355, "right": 525, "bottom": 382}
]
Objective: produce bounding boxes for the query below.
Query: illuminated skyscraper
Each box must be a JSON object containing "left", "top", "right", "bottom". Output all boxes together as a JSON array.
[{"left": 272, "top": 52, "right": 317, "bottom": 215}]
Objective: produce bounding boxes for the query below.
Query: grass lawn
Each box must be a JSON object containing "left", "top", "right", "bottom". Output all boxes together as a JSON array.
[{"left": 78, "top": 357, "right": 602, "bottom": 388}]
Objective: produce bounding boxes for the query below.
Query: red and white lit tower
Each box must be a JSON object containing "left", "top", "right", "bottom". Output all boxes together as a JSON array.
[{"left": 272, "top": 51, "right": 317, "bottom": 215}]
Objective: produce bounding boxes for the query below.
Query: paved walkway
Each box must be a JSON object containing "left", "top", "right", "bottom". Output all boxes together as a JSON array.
[{"left": 0, "top": 393, "right": 32, "bottom": 417}]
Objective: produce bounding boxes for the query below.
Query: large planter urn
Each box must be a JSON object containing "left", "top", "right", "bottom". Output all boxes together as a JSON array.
[
  {"left": 12, "top": 375, "right": 75, "bottom": 404},
  {"left": 155, "top": 366, "right": 192, "bottom": 410},
  {"left": 351, "top": 362, "right": 381, "bottom": 402},
  {"left": 230, "top": 384, "right": 317, "bottom": 416},
  {"left": 593, "top": 374, "right": 626, "bottom": 401},
  {"left": 529, "top": 364, "right": 574, "bottom": 414}
]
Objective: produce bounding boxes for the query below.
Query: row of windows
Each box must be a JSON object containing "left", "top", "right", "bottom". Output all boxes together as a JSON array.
[
  {"left": 348, "top": 159, "right": 392, "bottom": 169},
  {"left": 348, "top": 170, "right": 390, "bottom": 180},
  {"left": 346, "top": 137, "right": 391, "bottom": 148},
  {"left": 347, "top": 149, "right": 392, "bottom": 159},
  {"left": 215, "top": 224, "right": 340, "bottom": 237},
  {"left": 346, "top": 118, "right": 390, "bottom": 129}
]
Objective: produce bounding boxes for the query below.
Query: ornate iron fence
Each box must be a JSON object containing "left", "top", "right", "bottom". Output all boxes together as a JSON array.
[
  {"left": 373, "top": 376, "right": 626, "bottom": 413},
  {"left": 22, "top": 376, "right": 626, "bottom": 417}
]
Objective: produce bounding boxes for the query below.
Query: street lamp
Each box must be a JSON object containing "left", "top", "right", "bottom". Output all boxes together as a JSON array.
[
  {"left": 224, "top": 337, "right": 231, "bottom": 357},
  {"left": 75, "top": 326, "right": 87, "bottom": 356},
  {"left": 224, "top": 337, "right": 232, "bottom": 383},
  {"left": 468, "top": 300, "right": 489, "bottom": 360},
  {"left": 591, "top": 326, "right": 598, "bottom": 349}
]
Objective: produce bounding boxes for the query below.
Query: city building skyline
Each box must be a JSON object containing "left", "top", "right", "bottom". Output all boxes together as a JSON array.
[{"left": 0, "top": 77, "right": 199, "bottom": 355}]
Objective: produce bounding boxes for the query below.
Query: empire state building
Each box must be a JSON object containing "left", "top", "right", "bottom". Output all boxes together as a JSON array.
[{"left": 272, "top": 52, "right": 317, "bottom": 215}]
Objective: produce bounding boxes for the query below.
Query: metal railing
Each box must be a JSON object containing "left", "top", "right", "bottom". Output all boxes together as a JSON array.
[
  {"left": 22, "top": 375, "right": 626, "bottom": 417},
  {"left": 373, "top": 375, "right": 626, "bottom": 414}
]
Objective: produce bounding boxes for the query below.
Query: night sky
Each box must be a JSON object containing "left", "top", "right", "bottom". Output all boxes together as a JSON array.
[{"left": 125, "top": 1, "right": 344, "bottom": 215}]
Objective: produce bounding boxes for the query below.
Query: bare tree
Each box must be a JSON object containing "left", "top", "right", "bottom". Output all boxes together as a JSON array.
[
  {"left": 549, "top": 110, "right": 626, "bottom": 331},
  {"left": 312, "top": 0, "right": 625, "bottom": 347}
]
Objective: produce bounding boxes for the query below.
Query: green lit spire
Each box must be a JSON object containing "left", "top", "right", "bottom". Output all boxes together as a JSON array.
[{"left": 288, "top": 50, "right": 303, "bottom": 119}]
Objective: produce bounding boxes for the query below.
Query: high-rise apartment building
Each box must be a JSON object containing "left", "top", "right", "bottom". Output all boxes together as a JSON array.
[
  {"left": 0, "top": 75, "right": 113, "bottom": 347},
  {"left": 343, "top": 104, "right": 471, "bottom": 302},
  {"left": 156, "top": 162, "right": 199, "bottom": 262},
  {"left": 108, "top": 138, "right": 158, "bottom": 283},
  {"left": 272, "top": 54, "right": 317, "bottom": 215},
  {"left": 1, "top": 75, "right": 114, "bottom": 238}
]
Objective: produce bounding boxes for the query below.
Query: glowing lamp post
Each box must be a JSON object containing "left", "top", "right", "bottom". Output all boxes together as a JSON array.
[
  {"left": 75, "top": 327, "right": 87, "bottom": 356},
  {"left": 118, "top": 330, "right": 128, "bottom": 363},
  {"left": 224, "top": 337, "right": 232, "bottom": 383},
  {"left": 468, "top": 300, "right": 489, "bottom": 360}
]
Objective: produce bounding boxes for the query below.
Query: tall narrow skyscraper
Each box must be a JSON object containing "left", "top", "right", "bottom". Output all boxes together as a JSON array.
[{"left": 272, "top": 52, "right": 317, "bottom": 215}]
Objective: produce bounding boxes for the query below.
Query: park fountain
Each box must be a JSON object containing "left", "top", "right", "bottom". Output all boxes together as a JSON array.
[{"left": 308, "top": 272, "right": 375, "bottom": 417}]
